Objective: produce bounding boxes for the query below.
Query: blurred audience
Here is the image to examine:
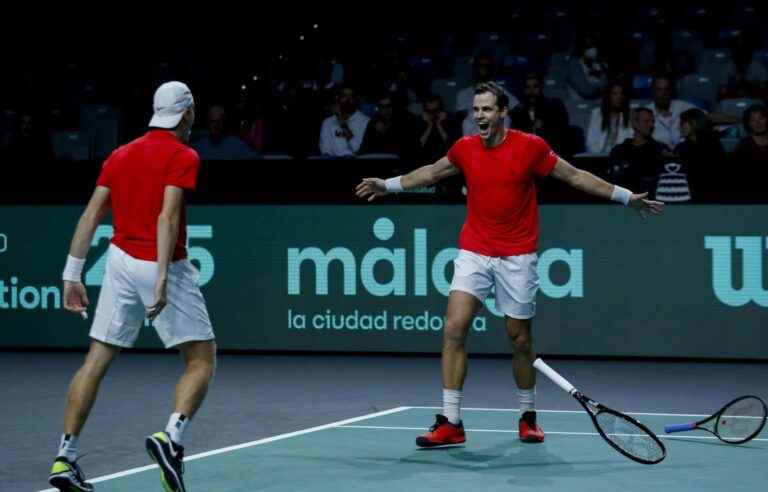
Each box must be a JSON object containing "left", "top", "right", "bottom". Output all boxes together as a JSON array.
[
  {"left": 455, "top": 53, "right": 518, "bottom": 117},
  {"left": 416, "top": 94, "right": 459, "bottom": 162},
  {"left": 359, "top": 94, "right": 414, "bottom": 157},
  {"left": 2, "top": 110, "right": 54, "bottom": 163},
  {"left": 510, "top": 73, "right": 571, "bottom": 156},
  {"left": 319, "top": 85, "right": 370, "bottom": 157},
  {"left": 566, "top": 32, "right": 609, "bottom": 101},
  {"left": 732, "top": 104, "right": 768, "bottom": 200},
  {"left": 192, "top": 106, "right": 258, "bottom": 160},
  {"left": 586, "top": 81, "right": 635, "bottom": 154},
  {"left": 609, "top": 107, "right": 672, "bottom": 196},
  {"left": 645, "top": 74, "right": 701, "bottom": 149},
  {"left": 673, "top": 108, "right": 725, "bottom": 201}
]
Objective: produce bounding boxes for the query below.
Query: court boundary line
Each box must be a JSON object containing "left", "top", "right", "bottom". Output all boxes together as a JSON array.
[
  {"left": 36, "top": 406, "right": 410, "bottom": 492},
  {"left": 337, "top": 424, "right": 768, "bottom": 442},
  {"left": 410, "top": 406, "right": 713, "bottom": 418},
  {"left": 35, "top": 404, "right": 765, "bottom": 490}
]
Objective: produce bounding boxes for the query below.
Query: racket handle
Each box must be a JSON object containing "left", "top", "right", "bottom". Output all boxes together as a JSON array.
[
  {"left": 533, "top": 358, "right": 575, "bottom": 394},
  {"left": 664, "top": 423, "right": 696, "bottom": 433}
]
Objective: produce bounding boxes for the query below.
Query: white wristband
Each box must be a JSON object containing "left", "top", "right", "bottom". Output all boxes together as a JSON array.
[
  {"left": 384, "top": 176, "right": 404, "bottom": 193},
  {"left": 611, "top": 185, "right": 632, "bottom": 206},
  {"left": 62, "top": 255, "right": 86, "bottom": 282}
]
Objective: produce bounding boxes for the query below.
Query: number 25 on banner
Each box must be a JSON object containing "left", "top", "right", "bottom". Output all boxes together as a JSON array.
[{"left": 84, "top": 225, "right": 214, "bottom": 286}]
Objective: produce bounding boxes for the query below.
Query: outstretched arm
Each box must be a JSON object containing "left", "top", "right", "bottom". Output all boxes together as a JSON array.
[
  {"left": 550, "top": 157, "right": 665, "bottom": 218},
  {"left": 355, "top": 156, "right": 460, "bottom": 201}
]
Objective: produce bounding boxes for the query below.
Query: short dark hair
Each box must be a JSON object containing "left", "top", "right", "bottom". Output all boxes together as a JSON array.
[
  {"left": 423, "top": 93, "right": 444, "bottom": 108},
  {"left": 652, "top": 73, "right": 675, "bottom": 88},
  {"left": 473, "top": 81, "right": 509, "bottom": 110},
  {"left": 680, "top": 108, "right": 712, "bottom": 139},
  {"left": 742, "top": 104, "right": 768, "bottom": 134},
  {"left": 632, "top": 107, "right": 654, "bottom": 119},
  {"left": 524, "top": 72, "right": 544, "bottom": 85},
  {"left": 473, "top": 52, "right": 495, "bottom": 68}
]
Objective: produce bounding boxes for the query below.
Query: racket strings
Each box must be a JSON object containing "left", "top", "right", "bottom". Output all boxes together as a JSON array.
[
  {"left": 718, "top": 397, "right": 766, "bottom": 442},
  {"left": 596, "top": 412, "right": 665, "bottom": 462}
]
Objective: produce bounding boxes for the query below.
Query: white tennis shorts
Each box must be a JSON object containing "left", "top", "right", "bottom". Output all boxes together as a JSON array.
[
  {"left": 90, "top": 244, "right": 215, "bottom": 348},
  {"left": 449, "top": 249, "right": 539, "bottom": 319}
]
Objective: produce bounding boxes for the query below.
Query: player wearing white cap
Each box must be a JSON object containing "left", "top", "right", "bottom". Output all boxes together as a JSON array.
[{"left": 49, "top": 82, "right": 215, "bottom": 492}]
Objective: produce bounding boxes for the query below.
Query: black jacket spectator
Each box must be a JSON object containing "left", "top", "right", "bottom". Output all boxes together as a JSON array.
[
  {"left": 673, "top": 109, "right": 725, "bottom": 202},
  {"left": 609, "top": 138, "right": 670, "bottom": 195},
  {"left": 359, "top": 96, "right": 414, "bottom": 157},
  {"left": 510, "top": 73, "right": 572, "bottom": 157}
]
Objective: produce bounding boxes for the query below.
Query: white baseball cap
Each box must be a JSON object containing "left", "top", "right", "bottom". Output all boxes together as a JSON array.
[{"left": 149, "top": 81, "right": 195, "bottom": 129}]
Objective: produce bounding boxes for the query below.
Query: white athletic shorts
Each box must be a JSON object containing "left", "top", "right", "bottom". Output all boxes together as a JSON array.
[
  {"left": 90, "top": 244, "right": 215, "bottom": 348},
  {"left": 449, "top": 249, "right": 539, "bottom": 319}
]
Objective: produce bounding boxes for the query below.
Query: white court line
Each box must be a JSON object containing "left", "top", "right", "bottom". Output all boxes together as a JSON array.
[
  {"left": 37, "top": 406, "right": 410, "bottom": 492},
  {"left": 409, "top": 406, "right": 712, "bottom": 418},
  {"left": 338, "top": 424, "right": 768, "bottom": 442}
]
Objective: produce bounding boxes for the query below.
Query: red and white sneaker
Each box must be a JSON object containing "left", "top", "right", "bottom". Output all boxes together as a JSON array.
[
  {"left": 519, "top": 411, "right": 545, "bottom": 443},
  {"left": 416, "top": 414, "right": 466, "bottom": 447}
]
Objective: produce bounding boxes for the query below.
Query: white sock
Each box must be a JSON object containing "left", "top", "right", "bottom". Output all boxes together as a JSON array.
[
  {"left": 518, "top": 388, "right": 536, "bottom": 413},
  {"left": 165, "top": 413, "right": 189, "bottom": 445},
  {"left": 58, "top": 434, "right": 78, "bottom": 461},
  {"left": 443, "top": 389, "right": 463, "bottom": 424}
]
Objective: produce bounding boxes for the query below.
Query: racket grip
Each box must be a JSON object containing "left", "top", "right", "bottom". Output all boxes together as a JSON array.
[
  {"left": 533, "top": 358, "right": 575, "bottom": 394},
  {"left": 664, "top": 423, "right": 695, "bottom": 433}
]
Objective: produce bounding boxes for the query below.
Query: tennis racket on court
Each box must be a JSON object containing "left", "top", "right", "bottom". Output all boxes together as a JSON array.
[
  {"left": 664, "top": 395, "right": 767, "bottom": 444},
  {"left": 533, "top": 358, "right": 666, "bottom": 465}
]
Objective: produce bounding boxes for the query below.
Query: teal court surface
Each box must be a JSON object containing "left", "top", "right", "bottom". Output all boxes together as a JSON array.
[{"left": 38, "top": 406, "right": 767, "bottom": 491}]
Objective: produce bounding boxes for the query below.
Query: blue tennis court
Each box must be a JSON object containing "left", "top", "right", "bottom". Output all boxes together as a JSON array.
[{"left": 36, "top": 405, "right": 767, "bottom": 492}]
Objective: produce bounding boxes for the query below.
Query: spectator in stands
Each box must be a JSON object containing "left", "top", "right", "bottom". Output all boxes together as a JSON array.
[
  {"left": 734, "top": 104, "right": 768, "bottom": 159},
  {"left": 0, "top": 108, "right": 14, "bottom": 151},
  {"left": 371, "top": 56, "right": 422, "bottom": 114},
  {"left": 510, "top": 73, "right": 571, "bottom": 156},
  {"left": 609, "top": 107, "right": 671, "bottom": 195},
  {"left": 3, "top": 110, "right": 54, "bottom": 163},
  {"left": 231, "top": 88, "right": 265, "bottom": 153},
  {"left": 265, "top": 81, "right": 325, "bottom": 158},
  {"left": 645, "top": 75, "right": 701, "bottom": 149},
  {"left": 718, "top": 32, "right": 768, "bottom": 101},
  {"left": 319, "top": 85, "right": 370, "bottom": 157},
  {"left": 416, "top": 94, "right": 459, "bottom": 162},
  {"left": 359, "top": 94, "right": 414, "bottom": 157},
  {"left": 455, "top": 53, "right": 518, "bottom": 117},
  {"left": 565, "top": 32, "right": 608, "bottom": 101},
  {"left": 673, "top": 108, "right": 725, "bottom": 201},
  {"left": 733, "top": 104, "right": 768, "bottom": 200},
  {"left": 586, "top": 81, "right": 634, "bottom": 154},
  {"left": 192, "top": 106, "right": 258, "bottom": 160}
]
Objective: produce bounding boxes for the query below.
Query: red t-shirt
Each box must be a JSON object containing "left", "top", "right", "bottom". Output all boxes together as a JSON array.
[
  {"left": 446, "top": 130, "right": 558, "bottom": 256},
  {"left": 96, "top": 130, "right": 200, "bottom": 261}
]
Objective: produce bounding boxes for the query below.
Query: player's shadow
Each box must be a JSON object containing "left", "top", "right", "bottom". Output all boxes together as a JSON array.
[
  {"left": 374, "top": 441, "right": 615, "bottom": 486},
  {"left": 253, "top": 439, "right": 701, "bottom": 489}
]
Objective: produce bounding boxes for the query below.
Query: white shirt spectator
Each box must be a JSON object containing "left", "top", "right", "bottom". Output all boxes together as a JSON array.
[
  {"left": 455, "top": 84, "right": 519, "bottom": 114},
  {"left": 319, "top": 110, "right": 370, "bottom": 157},
  {"left": 462, "top": 113, "right": 511, "bottom": 136},
  {"left": 586, "top": 108, "right": 634, "bottom": 154},
  {"left": 645, "top": 100, "right": 701, "bottom": 149}
]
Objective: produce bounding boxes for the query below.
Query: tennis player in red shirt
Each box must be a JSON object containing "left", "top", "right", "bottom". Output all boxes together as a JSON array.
[
  {"left": 50, "top": 82, "right": 214, "bottom": 492},
  {"left": 356, "top": 81, "right": 664, "bottom": 447}
]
